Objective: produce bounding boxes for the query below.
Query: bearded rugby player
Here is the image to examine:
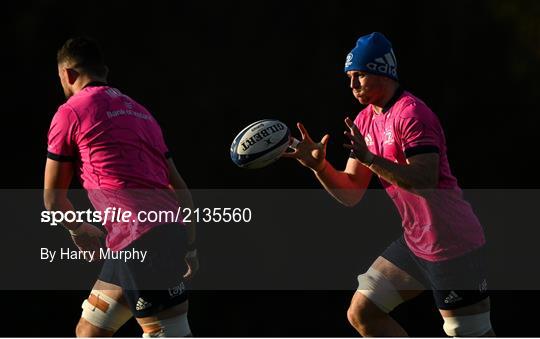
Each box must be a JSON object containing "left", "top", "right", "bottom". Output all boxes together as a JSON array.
[{"left": 44, "top": 37, "right": 197, "bottom": 337}]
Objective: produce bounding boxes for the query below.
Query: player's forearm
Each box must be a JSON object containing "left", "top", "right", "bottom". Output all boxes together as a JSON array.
[
  {"left": 171, "top": 179, "right": 195, "bottom": 210},
  {"left": 368, "top": 155, "right": 437, "bottom": 192},
  {"left": 314, "top": 160, "right": 368, "bottom": 207}
]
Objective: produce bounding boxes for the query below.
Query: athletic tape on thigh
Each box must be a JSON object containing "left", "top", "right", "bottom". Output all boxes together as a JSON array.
[
  {"left": 141, "top": 312, "right": 191, "bottom": 337},
  {"left": 442, "top": 312, "right": 492, "bottom": 337},
  {"left": 81, "top": 292, "right": 132, "bottom": 332},
  {"left": 357, "top": 267, "right": 404, "bottom": 313}
]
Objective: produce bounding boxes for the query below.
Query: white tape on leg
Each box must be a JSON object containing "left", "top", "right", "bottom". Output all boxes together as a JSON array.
[
  {"left": 443, "top": 312, "right": 492, "bottom": 337},
  {"left": 81, "top": 292, "right": 132, "bottom": 332},
  {"left": 357, "top": 267, "right": 404, "bottom": 313}
]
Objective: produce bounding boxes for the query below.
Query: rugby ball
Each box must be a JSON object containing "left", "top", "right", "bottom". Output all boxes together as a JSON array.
[{"left": 230, "top": 119, "right": 291, "bottom": 169}]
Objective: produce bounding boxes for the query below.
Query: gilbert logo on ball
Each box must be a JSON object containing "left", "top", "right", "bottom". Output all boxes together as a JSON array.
[{"left": 230, "top": 119, "right": 292, "bottom": 169}]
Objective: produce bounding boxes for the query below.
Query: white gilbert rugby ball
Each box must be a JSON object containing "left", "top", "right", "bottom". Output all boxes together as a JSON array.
[{"left": 230, "top": 119, "right": 291, "bottom": 169}]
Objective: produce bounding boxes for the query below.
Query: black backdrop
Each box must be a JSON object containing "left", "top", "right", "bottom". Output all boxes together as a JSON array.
[{"left": 5, "top": 0, "right": 540, "bottom": 336}]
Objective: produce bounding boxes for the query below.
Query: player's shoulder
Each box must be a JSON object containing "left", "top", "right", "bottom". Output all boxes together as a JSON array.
[
  {"left": 394, "top": 90, "right": 434, "bottom": 120},
  {"left": 53, "top": 101, "right": 78, "bottom": 120},
  {"left": 48, "top": 102, "right": 80, "bottom": 134}
]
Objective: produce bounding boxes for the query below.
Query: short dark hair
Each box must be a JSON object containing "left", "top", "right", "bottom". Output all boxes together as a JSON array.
[{"left": 57, "top": 37, "right": 108, "bottom": 77}]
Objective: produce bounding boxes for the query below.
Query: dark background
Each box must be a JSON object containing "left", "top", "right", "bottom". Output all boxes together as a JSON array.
[{"left": 5, "top": 0, "right": 540, "bottom": 336}]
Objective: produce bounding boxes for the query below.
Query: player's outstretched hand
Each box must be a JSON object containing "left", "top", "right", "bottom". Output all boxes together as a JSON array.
[
  {"left": 282, "top": 122, "right": 329, "bottom": 172},
  {"left": 183, "top": 250, "right": 199, "bottom": 280},
  {"left": 343, "top": 117, "right": 372, "bottom": 164},
  {"left": 69, "top": 223, "right": 105, "bottom": 262}
]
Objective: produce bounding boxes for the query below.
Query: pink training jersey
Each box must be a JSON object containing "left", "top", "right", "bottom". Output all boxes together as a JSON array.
[
  {"left": 354, "top": 89, "right": 485, "bottom": 261},
  {"left": 47, "top": 84, "right": 180, "bottom": 251}
]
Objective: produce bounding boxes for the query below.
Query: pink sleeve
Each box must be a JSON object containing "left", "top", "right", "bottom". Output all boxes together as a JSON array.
[
  {"left": 47, "top": 106, "right": 79, "bottom": 161},
  {"left": 399, "top": 104, "right": 441, "bottom": 157}
]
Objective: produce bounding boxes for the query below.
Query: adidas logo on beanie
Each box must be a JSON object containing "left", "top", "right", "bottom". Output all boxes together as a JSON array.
[{"left": 344, "top": 32, "right": 398, "bottom": 80}]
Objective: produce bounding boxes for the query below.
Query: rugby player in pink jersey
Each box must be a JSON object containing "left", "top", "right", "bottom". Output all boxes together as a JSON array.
[
  {"left": 284, "top": 32, "right": 494, "bottom": 336},
  {"left": 44, "top": 37, "right": 197, "bottom": 337}
]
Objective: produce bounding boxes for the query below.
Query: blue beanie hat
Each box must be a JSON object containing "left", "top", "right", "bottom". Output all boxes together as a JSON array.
[{"left": 344, "top": 32, "right": 398, "bottom": 80}]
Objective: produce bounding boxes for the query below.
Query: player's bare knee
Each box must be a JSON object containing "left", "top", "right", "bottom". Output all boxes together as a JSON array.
[
  {"left": 75, "top": 319, "right": 87, "bottom": 337},
  {"left": 138, "top": 305, "right": 192, "bottom": 338},
  {"left": 76, "top": 318, "right": 113, "bottom": 337},
  {"left": 75, "top": 318, "right": 91, "bottom": 337},
  {"left": 347, "top": 293, "right": 385, "bottom": 329},
  {"left": 346, "top": 304, "right": 360, "bottom": 328}
]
